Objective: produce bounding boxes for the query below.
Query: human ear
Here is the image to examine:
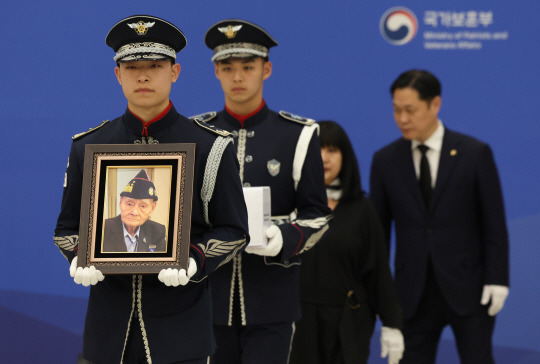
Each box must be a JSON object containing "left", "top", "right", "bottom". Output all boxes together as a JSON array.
[
  {"left": 114, "top": 66, "right": 122, "bottom": 85},
  {"left": 171, "top": 63, "right": 181, "bottom": 83},
  {"left": 214, "top": 63, "right": 221, "bottom": 79},
  {"left": 430, "top": 95, "right": 442, "bottom": 113},
  {"left": 263, "top": 61, "right": 272, "bottom": 80}
]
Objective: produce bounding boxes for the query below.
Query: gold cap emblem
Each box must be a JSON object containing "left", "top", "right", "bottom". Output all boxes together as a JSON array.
[
  {"left": 218, "top": 25, "right": 243, "bottom": 39},
  {"left": 450, "top": 149, "right": 457, "bottom": 156},
  {"left": 128, "top": 21, "right": 156, "bottom": 35}
]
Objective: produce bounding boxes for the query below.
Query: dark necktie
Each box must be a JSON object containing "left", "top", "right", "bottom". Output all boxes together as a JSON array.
[{"left": 418, "top": 144, "right": 432, "bottom": 206}]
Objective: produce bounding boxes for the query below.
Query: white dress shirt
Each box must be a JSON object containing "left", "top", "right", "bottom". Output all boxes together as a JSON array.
[{"left": 122, "top": 223, "right": 140, "bottom": 252}]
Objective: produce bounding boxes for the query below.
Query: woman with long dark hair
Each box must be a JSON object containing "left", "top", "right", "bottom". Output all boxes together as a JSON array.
[{"left": 289, "top": 121, "right": 404, "bottom": 364}]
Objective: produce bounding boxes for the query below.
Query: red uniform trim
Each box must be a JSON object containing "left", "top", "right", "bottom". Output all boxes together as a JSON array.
[
  {"left": 291, "top": 223, "right": 304, "bottom": 256},
  {"left": 129, "top": 100, "right": 173, "bottom": 136},
  {"left": 225, "top": 99, "right": 265, "bottom": 128},
  {"left": 190, "top": 243, "right": 205, "bottom": 267}
]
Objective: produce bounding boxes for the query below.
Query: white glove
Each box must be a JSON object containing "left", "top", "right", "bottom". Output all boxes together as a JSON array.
[
  {"left": 244, "top": 225, "right": 283, "bottom": 257},
  {"left": 158, "top": 257, "right": 197, "bottom": 287},
  {"left": 380, "top": 326, "right": 404, "bottom": 364},
  {"left": 69, "top": 256, "right": 105, "bottom": 287},
  {"left": 481, "top": 284, "right": 509, "bottom": 316}
]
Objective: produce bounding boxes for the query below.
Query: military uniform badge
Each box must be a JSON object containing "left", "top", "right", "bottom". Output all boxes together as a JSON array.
[
  {"left": 189, "top": 112, "right": 217, "bottom": 123},
  {"left": 267, "top": 159, "right": 281, "bottom": 176},
  {"left": 279, "top": 111, "right": 315, "bottom": 125},
  {"left": 193, "top": 117, "right": 231, "bottom": 137}
]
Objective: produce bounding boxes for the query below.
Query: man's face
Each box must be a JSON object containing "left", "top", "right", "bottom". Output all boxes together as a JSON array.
[
  {"left": 114, "top": 60, "right": 180, "bottom": 116},
  {"left": 392, "top": 87, "right": 441, "bottom": 142},
  {"left": 214, "top": 57, "right": 271, "bottom": 109},
  {"left": 119, "top": 196, "right": 157, "bottom": 230}
]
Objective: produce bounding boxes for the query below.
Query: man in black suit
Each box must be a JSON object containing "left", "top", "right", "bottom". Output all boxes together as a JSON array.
[
  {"left": 102, "top": 169, "right": 166, "bottom": 253},
  {"left": 369, "top": 69, "right": 509, "bottom": 364}
]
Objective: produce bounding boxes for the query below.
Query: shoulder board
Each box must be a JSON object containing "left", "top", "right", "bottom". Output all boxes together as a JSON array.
[
  {"left": 72, "top": 120, "right": 109, "bottom": 140},
  {"left": 189, "top": 111, "right": 217, "bottom": 123},
  {"left": 279, "top": 111, "right": 315, "bottom": 126},
  {"left": 193, "top": 118, "right": 231, "bottom": 137}
]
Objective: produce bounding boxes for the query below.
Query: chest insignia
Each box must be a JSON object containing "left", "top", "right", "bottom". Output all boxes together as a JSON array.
[{"left": 267, "top": 159, "right": 280, "bottom": 177}]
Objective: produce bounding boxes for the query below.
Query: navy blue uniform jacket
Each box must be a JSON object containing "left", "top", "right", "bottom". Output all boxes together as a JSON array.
[
  {"left": 54, "top": 105, "right": 249, "bottom": 364},
  {"left": 203, "top": 104, "right": 331, "bottom": 326},
  {"left": 369, "top": 128, "right": 509, "bottom": 319}
]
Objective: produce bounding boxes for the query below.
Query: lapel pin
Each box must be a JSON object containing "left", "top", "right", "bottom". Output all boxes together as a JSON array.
[{"left": 450, "top": 149, "right": 457, "bottom": 156}]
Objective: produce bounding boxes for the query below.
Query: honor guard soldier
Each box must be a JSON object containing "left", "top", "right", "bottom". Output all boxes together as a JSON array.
[
  {"left": 53, "top": 15, "right": 249, "bottom": 364},
  {"left": 197, "top": 19, "right": 331, "bottom": 364}
]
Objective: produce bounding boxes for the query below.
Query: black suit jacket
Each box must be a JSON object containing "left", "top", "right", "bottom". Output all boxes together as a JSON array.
[
  {"left": 102, "top": 215, "right": 166, "bottom": 253},
  {"left": 369, "top": 128, "right": 509, "bottom": 319}
]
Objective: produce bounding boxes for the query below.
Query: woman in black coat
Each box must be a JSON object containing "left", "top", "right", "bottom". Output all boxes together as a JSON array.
[{"left": 289, "top": 121, "right": 404, "bottom": 364}]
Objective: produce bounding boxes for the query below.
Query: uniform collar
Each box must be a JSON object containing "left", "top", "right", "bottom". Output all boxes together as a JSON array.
[
  {"left": 223, "top": 101, "right": 269, "bottom": 129},
  {"left": 123, "top": 101, "right": 179, "bottom": 137}
]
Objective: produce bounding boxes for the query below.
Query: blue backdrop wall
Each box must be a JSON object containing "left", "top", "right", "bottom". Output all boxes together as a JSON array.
[{"left": 1, "top": 1, "right": 539, "bottom": 362}]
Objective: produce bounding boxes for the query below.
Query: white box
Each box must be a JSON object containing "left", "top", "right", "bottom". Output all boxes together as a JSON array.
[{"left": 243, "top": 186, "right": 272, "bottom": 248}]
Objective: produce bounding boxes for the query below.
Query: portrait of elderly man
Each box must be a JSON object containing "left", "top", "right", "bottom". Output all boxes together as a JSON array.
[{"left": 102, "top": 169, "right": 167, "bottom": 253}]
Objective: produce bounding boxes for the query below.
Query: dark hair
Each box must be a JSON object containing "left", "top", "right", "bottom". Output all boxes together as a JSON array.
[
  {"left": 390, "top": 69, "right": 441, "bottom": 103},
  {"left": 318, "top": 120, "right": 364, "bottom": 201}
]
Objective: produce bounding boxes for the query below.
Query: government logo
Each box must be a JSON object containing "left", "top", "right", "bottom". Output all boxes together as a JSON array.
[{"left": 380, "top": 7, "right": 418, "bottom": 45}]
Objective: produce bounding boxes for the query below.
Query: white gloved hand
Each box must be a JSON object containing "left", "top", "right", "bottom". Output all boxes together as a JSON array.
[
  {"left": 380, "top": 326, "right": 404, "bottom": 364},
  {"left": 158, "top": 257, "right": 197, "bottom": 287},
  {"left": 481, "top": 285, "right": 509, "bottom": 316},
  {"left": 69, "top": 256, "right": 105, "bottom": 287},
  {"left": 244, "top": 225, "right": 283, "bottom": 257}
]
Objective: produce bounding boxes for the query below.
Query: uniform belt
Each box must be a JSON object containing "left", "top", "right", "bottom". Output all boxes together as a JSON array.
[{"left": 271, "top": 215, "right": 291, "bottom": 225}]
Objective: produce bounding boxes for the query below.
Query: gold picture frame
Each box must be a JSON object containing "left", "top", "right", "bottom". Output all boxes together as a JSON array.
[{"left": 77, "top": 143, "right": 195, "bottom": 274}]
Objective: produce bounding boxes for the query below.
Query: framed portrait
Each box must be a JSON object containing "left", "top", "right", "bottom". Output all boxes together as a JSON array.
[{"left": 77, "top": 143, "right": 195, "bottom": 274}]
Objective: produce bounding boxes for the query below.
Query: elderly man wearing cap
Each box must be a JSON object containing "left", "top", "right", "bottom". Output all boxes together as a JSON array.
[
  {"left": 53, "top": 15, "right": 249, "bottom": 364},
  {"left": 193, "top": 19, "right": 331, "bottom": 364},
  {"left": 102, "top": 169, "right": 166, "bottom": 253}
]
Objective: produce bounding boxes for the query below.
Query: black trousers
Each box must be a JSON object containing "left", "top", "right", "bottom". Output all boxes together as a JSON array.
[
  {"left": 78, "top": 317, "right": 209, "bottom": 364},
  {"left": 401, "top": 261, "right": 496, "bottom": 364},
  {"left": 211, "top": 322, "right": 294, "bottom": 364}
]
